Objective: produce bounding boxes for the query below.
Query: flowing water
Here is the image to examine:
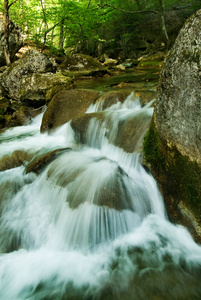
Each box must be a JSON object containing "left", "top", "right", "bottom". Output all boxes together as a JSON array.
[{"left": 0, "top": 90, "right": 201, "bottom": 300}]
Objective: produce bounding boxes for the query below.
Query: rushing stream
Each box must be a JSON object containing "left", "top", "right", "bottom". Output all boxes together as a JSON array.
[{"left": 0, "top": 89, "right": 201, "bottom": 300}]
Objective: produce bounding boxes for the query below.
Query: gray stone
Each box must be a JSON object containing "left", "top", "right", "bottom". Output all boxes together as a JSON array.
[
  {"left": 59, "top": 53, "right": 103, "bottom": 72},
  {"left": 0, "top": 49, "right": 71, "bottom": 105},
  {"left": 144, "top": 10, "right": 201, "bottom": 241},
  {"left": 156, "top": 10, "right": 201, "bottom": 164}
]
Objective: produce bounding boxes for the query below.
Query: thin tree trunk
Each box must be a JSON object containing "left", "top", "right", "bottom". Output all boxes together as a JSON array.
[
  {"left": 40, "top": 0, "right": 48, "bottom": 52},
  {"left": 59, "top": 0, "right": 66, "bottom": 54},
  {"left": 4, "top": 0, "right": 11, "bottom": 65},
  {"left": 158, "top": 0, "right": 170, "bottom": 47},
  {"left": 59, "top": 19, "right": 65, "bottom": 54},
  {"left": 87, "top": 0, "right": 91, "bottom": 9}
]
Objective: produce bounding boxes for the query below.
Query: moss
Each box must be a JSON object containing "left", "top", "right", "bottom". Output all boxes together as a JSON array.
[
  {"left": 143, "top": 120, "right": 201, "bottom": 237},
  {"left": 138, "top": 60, "right": 163, "bottom": 67},
  {"left": 143, "top": 118, "right": 164, "bottom": 170}
]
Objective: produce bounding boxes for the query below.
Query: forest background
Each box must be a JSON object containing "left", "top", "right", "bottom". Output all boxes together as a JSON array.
[{"left": 1, "top": 0, "right": 201, "bottom": 62}]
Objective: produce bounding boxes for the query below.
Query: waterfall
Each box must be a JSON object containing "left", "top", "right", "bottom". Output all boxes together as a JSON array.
[{"left": 0, "top": 91, "right": 201, "bottom": 300}]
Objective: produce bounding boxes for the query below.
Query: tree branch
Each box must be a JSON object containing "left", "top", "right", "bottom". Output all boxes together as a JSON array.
[
  {"left": 44, "top": 18, "right": 68, "bottom": 34},
  {"left": 8, "top": 0, "right": 19, "bottom": 9},
  {"left": 87, "top": 0, "right": 91, "bottom": 9}
]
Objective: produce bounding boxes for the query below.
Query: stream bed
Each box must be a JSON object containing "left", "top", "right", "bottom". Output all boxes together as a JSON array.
[{"left": 0, "top": 71, "right": 201, "bottom": 300}]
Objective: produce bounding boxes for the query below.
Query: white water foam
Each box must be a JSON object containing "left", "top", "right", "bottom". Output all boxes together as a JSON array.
[{"left": 0, "top": 92, "right": 200, "bottom": 299}]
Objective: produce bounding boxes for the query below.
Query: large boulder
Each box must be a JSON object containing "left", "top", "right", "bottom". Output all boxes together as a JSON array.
[
  {"left": 0, "top": 14, "right": 23, "bottom": 66},
  {"left": 60, "top": 53, "right": 102, "bottom": 71},
  {"left": 0, "top": 50, "right": 71, "bottom": 105},
  {"left": 40, "top": 89, "right": 100, "bottom": 133},
  {"left": 59, "top": 53, "right": 109, "bottom": 77},
  {"left": 143, "top": 10, "right": 201, "bottom": 241}
]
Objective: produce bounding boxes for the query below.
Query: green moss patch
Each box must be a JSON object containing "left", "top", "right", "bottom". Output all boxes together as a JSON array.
[
  {"left": 143, "top": 119, "right": 201, "bottom": 239},
  {"left": 138, "top": 60, "right": 163, "bottom": 67}
]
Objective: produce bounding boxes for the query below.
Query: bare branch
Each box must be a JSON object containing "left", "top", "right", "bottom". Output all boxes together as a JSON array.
[
  {"left": 44, "top": 18, "right": 68, "bottom": 34},
  {"left": 8, "top": 0, "right": 19, "bottom": 9}
]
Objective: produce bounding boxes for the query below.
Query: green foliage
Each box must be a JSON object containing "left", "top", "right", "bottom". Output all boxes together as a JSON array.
[{"left": 1, "top": 0, "right": 201, "bottom": 55}]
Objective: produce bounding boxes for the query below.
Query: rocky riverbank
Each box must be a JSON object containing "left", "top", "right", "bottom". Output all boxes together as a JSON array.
[{"left": 143, "top": 9, "right": 201, "bottom": 242}]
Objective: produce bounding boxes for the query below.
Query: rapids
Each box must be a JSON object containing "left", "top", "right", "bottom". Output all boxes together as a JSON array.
[{"left": 0, "top": 91, "right": 201, "bottom": 300}]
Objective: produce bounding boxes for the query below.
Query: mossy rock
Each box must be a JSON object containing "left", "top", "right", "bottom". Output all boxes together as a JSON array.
[
  {"left": 143, "top": 119, "right": 201, "bottom": 241},
  {"left": 137, "top": 51, "right": 166, "bottom": 68},
  {"left": 18, "top": 73, "right": 72, "bottom": 106},
  {"left": 0, "top": 97, "right": 10, "bottom": 115},
  {"left": 137, "top": 60, "right": 163, "bottom": 68},
  {"left": 0, "top": 50, "right": 72, "bottom": 107},
  {"left": 59, "top": 53, "right": 103, "bottom": 72}
]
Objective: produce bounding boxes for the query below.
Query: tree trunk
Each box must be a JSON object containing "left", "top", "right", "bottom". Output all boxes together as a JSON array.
[
  {"left": 40, "top": 0, "right": 48, "bottom": 52},
  {"left": 158, "top": 0, "right": 170, "bottom": 47},
  {"left": 4, "top": 0, "right": 11, "bottom": 65},
  {"left": 59, "top": 19, "right": 65, "bottom": 54},
  {"left": 59, "top": 0, "right": 66, "bottom": 54}
]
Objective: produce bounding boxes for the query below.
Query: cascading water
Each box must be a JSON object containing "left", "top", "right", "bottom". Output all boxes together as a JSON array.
[{"left": 0, "top": 91, "right": 201, "bottom": 300}]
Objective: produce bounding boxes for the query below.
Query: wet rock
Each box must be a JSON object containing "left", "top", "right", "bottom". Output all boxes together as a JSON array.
[
  {"left": 0, "top": 15, "right": 23, "bottom": 66},
  {"left": 15, "top": 106, "right": 33, "bottom": 126},
  {"left": 115, "top": 113, "right": 152, "bottom": 153},
  {"left": 25, "top": 148, "right": 70, "bottom": 174},
  {"left": 66, "top": 166, "right": 133, "bottom": 211},
  {"left": 40, "top": 89, "right": 99, "bottom": 133},
  {"left": 70, "top": 112, "right": 105, "bottom": 144},
  {"left": 71, "top": 110, "right": 152, "bottom": 153},
  {"left": 134, "top": 90, "right": 156, "bottom": 104},
  {"left": 143, "top": 10, "right": 201, "bottom": 241},
  {"left": 0, "top": 103, "right": 45, "bottom": 129},
  {"left": 0, "top": 150, "right": 34, "bottom": 171},
  {"left": 94, "top": 91, "right": 130, "bottom": 110},
  {"left": 15, "top": 105, "right": 45, "bottom": 126},
  {"left": 0, "top": 50, "right": 71, "bottom": 105},
  {"left": 47, "top": 152, "right": 133, "bottom": 211}
]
